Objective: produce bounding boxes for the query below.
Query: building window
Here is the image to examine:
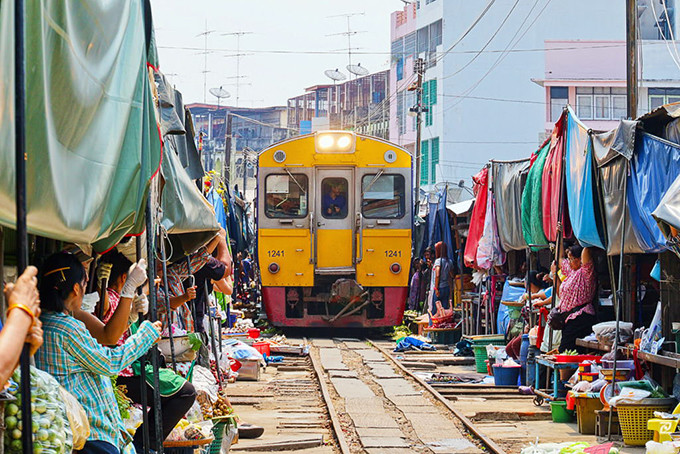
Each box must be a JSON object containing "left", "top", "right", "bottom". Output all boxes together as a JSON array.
[
  {"left": 550, "top": 87, "right": 568, "bottom": 122},
  {"left": 404, "top": 32, "right": 416, "bottom": 59},
  {"left": 420, "top": 140, "right": 430, "bottom": 186},
  {"left": 576, "top": 87, "right": 627, "bottom": 120},
  {"left": 396, "top": 91, "right": 405, "bottom": 135},
  {"left": 423, "top": 79, "right": 437, "bottom": 126},
  {"left": 430, "top": 137, "right": 439, "bottom": 184},
  {"left": 649, "top": 88, "right": 680, "bottom": 111},
  {"left": 396, "top": 58, "right": 404, "bottom": 81}
]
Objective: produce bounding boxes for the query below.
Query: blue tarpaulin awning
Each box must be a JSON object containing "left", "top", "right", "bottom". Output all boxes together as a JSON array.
[{"left": 565, "top": 108, "right": 605, "bottom": 249}]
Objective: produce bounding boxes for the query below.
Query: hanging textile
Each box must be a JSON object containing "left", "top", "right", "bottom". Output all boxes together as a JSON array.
[
  {"left": 464, "top": 167, "right": 489, "bottom": 267},
  {"left": 565, "top": 108, "right": 605, "bottom": 249},
  {"left": 427, "top": 188, "right": 455, "bottom": 263},
  {"left": 653, "top": 173, "right": 680, "bottom": 257},
  {"left": 521, "top": 141, "right": 550, "bottom": 250},
  {"left": 492, "top": 159, "right": 530, "bottom": 251},
  {"left": 206, "top": 188, "right": 227, "bottom": 230},
  {"left": 541, "top": 113, "right": 572, "bottom": 242},
  {"left": 626, "top": 132, "right": 680, "bottom": 253},
  {"left": 0, "top": 0, "right": 161, "bottom": 252},
  {"left": 477, "top": 177, "right": 505, "bottom": 270},
  {"left": 160, "top": 144, "right": 220, "bottom": 260},
  {"left": 593, "top": 125, "right": 645, "bottom": 255}
]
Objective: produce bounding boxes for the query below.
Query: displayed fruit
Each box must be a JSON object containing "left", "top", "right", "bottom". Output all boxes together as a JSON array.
[
  {"left": 4, "top": 368, "right": 73, "bottom": 454},
  {"left": 195, "top": 391, "right": 213, "bottom": 419},
  {"left": 212, "top": 391, "right": 233, "bottom": 417},
  {"left": 183, "top": 424, "right": 204, "bottom": 440}
]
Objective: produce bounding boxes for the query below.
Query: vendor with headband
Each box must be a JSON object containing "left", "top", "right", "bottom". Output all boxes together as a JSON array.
[{"left": 35, "top": 252, "right": 161, "bottom": 454}]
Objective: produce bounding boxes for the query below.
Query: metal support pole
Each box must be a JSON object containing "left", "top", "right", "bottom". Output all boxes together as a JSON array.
[
  {"left": 14, "top": 1, "right": 33, "bottom": 452},
  {"left": 136, "top": 237, "right": 151, "bottom": 454},
  {"left": 205, "top": 281, "right": 223, "bottom": 388},
  {"left": 224, "top": 113, "right": 233, "bottom": 183},
  {"left": 626, "top": 0, "right": 638, "bottom": 120},
  {"left": 608, "top": 161, "right": 629, "bottom": 440},
  {"left": 413, "top": 58, "right": 425, "bottom": 211},
  {"left": 145, "top": 202, "right": 164, "bottom": 454},
  {"left": 159, "top": 236, "right": 177, "bottom": 372}
]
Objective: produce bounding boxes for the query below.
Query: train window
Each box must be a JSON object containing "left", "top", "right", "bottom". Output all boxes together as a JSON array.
[
  {"left": 320, "top": 178, "right": 348, "bottom": 219},
  {"left": 265, "top": 174, "right": 308, "bottom": 218},
  {"left": 361, "top": 174, "right": 405, "bottom": 219}
]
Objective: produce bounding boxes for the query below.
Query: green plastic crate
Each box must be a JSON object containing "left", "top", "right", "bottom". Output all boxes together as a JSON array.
[{"left": 472, "top": 341, "right": 505, "bottom": 374}]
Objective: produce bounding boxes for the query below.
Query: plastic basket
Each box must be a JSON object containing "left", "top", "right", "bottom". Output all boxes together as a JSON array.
[
  {"left": 617, "top": 402, "right": 674, "bottom": 446},
  {"left": 550, "top": 401, "right": 575, "bottom": 423},
  {"left": 209, "top": 418, "right": 235, "bottom": 454},
  {"left": 473, "top": 343, "right": 504, "bottom": 373},
  {"left": 252, "top": 342, "right": 271, "bottom": 356},
  {"left": 493, "top": 365, "right": 520, "bottom": 386}
]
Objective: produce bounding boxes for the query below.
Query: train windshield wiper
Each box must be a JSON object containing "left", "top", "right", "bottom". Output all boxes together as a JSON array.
[
  {"left": 285, "top": 169, "right": 306, "bottom": 194},
  {"left": 362, "top": 169, "right": 385, "bottom": 197}
]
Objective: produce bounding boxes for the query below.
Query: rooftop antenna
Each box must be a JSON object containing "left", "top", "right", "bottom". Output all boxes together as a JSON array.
[
  {"left": 221, "top": 32, "right": 253, "bottom": 107},
  {"left": 327, "top": 13, "right": 366, "bottom": 76},
  {"left": 324, "top": 68, "right": 347, "bottom": 82},
  {"left": 209, "top": 86, "right": 231, "bottom": 108},
  {"left": 196, "top": 20, "right": 217, "bottom": 103},
  {"left": 347, "top": 62, "right": 369, "bottom": 77}
]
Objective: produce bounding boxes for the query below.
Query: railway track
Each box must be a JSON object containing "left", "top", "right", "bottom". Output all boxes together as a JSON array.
[{"left": 229, "top": 337, "right": 508, "bottom": 454}]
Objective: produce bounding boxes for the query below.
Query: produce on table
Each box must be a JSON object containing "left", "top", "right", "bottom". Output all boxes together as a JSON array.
[
  {"left": 111, "top": 378, "right": 132, "bottom": 420},
  {"left": 4, "top": 368, "right": 73, "bottom": 454},
  {"left": 561, "top": 349, "right": 579, "bottom": 356},
  {"left": 212, "top": 391, "right": 234, "bottom": 417},
  {"left": 196, "top": 391, "right": 213, "bottom": 419}
]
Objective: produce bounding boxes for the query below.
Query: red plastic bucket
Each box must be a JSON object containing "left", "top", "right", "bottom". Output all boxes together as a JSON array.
[
  {"left": 247, "top": 328, "right": 260, "bottom": 339},
  {"left": 252, "top": 341, "right": 270, "bottom": 356}
]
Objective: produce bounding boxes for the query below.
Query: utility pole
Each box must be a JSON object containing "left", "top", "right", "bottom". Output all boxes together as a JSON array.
[
  {"left": 410, "top": 57, "right": 426, "bottom": 209},
  {"left": 626, "top": 0, "right": 638, "bottom": 119},
  {"left": 224, "top": 113, "right": 233, "bottom": 183}
]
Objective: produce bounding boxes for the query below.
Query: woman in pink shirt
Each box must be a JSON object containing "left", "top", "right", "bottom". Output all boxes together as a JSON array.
[{"left": 556, "top": 244, "right": 597, "bottom": 353}]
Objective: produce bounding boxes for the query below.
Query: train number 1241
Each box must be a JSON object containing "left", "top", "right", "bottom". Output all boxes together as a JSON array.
[
  {"left": 268, "top": 250, "right": 284, "bottom": 257},
  {"left": 384, "top": 250, "right": 402, "bottom": 258}
]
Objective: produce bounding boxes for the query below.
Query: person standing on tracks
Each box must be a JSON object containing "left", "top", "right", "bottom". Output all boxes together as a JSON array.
[{"left": 428, "top": 242, "right": 453, "bottom": 315}]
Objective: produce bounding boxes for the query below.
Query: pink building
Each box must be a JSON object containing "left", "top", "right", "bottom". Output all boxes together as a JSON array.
[{"left": 536, "top": 40, "right": 680, "bottom": 133}]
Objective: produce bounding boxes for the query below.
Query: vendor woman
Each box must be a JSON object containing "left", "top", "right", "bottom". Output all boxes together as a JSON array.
[
  {"left": 556, "top": 244, "right": 597, "bottom": 353},
  {"left": 35, "top": 252, "right": 161, "bottom": 454}
]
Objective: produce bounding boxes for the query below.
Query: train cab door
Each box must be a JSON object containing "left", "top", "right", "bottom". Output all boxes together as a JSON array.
[{"left": 314, "top": 168, "right": 355, "bottom": 273}]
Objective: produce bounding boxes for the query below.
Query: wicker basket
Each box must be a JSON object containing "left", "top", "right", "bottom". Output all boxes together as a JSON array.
[{"left": 617, "top": 399, "right": 675, "bottom": 446}]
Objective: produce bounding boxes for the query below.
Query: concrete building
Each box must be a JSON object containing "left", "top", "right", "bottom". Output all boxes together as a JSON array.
[
  {"left": 286, "top": 70, "right": 389, "bottom": 139},
  {"left": 187, "top": 104, "right": 289, "bottom": 200},
  {"left": 389, "top": 0, "right": 680, "bottom": 189}
]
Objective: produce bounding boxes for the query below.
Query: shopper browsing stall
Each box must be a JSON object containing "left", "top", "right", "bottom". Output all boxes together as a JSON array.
[{"left": 35, "top": 252, "right": 161, "bottom": 454}]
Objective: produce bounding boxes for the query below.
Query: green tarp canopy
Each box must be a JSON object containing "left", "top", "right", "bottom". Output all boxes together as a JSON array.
[
  {"left": 521, "top": 141, "right": 550, "bottom": 250},
  {"left": 0, "top": 0, "right": 161, "bottom": 252}
]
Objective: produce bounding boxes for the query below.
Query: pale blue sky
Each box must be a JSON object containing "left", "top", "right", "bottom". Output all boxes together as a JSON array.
[{"left": 151, "top": 0, "right": 400, "bottom": 107}]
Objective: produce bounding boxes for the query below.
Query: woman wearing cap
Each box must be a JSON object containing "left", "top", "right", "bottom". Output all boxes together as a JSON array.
[{"left": 35, "top": 252, "right": 161, "bottom": 454}]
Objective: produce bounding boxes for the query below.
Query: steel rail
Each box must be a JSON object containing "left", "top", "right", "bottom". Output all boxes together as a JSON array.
[{"left": 368, "top": 339, "right": 507, "bottom": 454}]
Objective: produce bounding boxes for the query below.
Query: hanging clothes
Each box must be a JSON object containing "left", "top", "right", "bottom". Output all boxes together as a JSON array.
[
  {"left": 492, "top": 159, "right": 530, "bottom": 251},
  {"left": 205, "top": 188, "right": 227, "bottom": 230},
  {"left": 541, "top": 113, "right": 572, "bottom": 243},
  {"left": 477, "top": 179, "right": 505, "bottom": 270},
  {"left": 565, "top": 108, "right": 606, "bottom": 249},
  {"left": 627, "top": 132, "right": 680, "bottom": 252},
  {"left": 521, "top": 141, "right": 550, "bottom": 250},
  {"left": 464, "top": 167, "right": 489, "bottom": 267}
]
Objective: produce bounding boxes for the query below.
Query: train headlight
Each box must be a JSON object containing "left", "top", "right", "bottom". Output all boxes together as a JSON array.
[
  {"left": 314, "top": 131, "right": 356, "bottom": 153},
  {"left": 269, "top": 262, "right": 280, "bottom": 274},
  {"left": 390, "top": 263, "right": 401, "bottom": 274}
]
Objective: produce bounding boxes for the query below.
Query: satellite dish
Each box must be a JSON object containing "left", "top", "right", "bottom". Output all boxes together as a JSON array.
[
  {"left": 324, "top": 69, "right": 347, "bottom": 82},
  {"left": 347, "top": 63, "right": 369, "bottom": 76},
  {"left": 209, "top": 87, "right": 231, "bottom": 100}
]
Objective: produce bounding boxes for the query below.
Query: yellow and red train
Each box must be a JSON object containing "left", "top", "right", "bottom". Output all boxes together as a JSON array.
[{"left": 257, "top": 131, "right": 412, "bottom": 327}]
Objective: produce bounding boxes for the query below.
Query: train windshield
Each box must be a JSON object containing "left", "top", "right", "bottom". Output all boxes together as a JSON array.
[
  {"left": 265, "top": 174, "right": 308, "bottom": 218},
  {"left": 361, "top": 174, "right": 405, "bottom": 219}
]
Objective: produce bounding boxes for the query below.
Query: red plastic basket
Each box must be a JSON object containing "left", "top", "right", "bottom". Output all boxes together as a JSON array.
[{"left": 252, "top": 341, "right": 271, "bottom": 356}]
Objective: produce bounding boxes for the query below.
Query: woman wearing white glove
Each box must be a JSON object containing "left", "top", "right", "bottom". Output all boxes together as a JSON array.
[{"left": 74, "top": 251, "right": 147, "bottom": 346}]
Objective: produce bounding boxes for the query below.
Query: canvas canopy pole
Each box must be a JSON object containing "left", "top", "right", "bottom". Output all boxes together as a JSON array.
[
  {"left": 145, "top": 197, "right": 165, "bottom": 454},
  {"left": 136, "top": 236, "right": 151, "bottom": 454},
  {"left": 159, "top": 232, "right": 177, "bottom": 372},
  {"left": 13, "top": 1, "right": 34, "bottom": 453}
]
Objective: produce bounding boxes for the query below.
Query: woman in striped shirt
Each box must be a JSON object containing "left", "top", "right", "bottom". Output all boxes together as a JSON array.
[{"left": 35, "top": 252, "right": 161, "bottom": 454}]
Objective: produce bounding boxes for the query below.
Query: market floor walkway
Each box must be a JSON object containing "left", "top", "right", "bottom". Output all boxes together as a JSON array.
[{"left": 315, "top": 338, "right": 482, "bottom": 454}]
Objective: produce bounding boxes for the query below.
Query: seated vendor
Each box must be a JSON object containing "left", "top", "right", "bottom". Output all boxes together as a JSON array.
[
  {"left": 73, "top": 250, "right": 197, "bottom": 453},
  {"left": 35, "top": 252, "right": 162, "bottom": 454}
]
